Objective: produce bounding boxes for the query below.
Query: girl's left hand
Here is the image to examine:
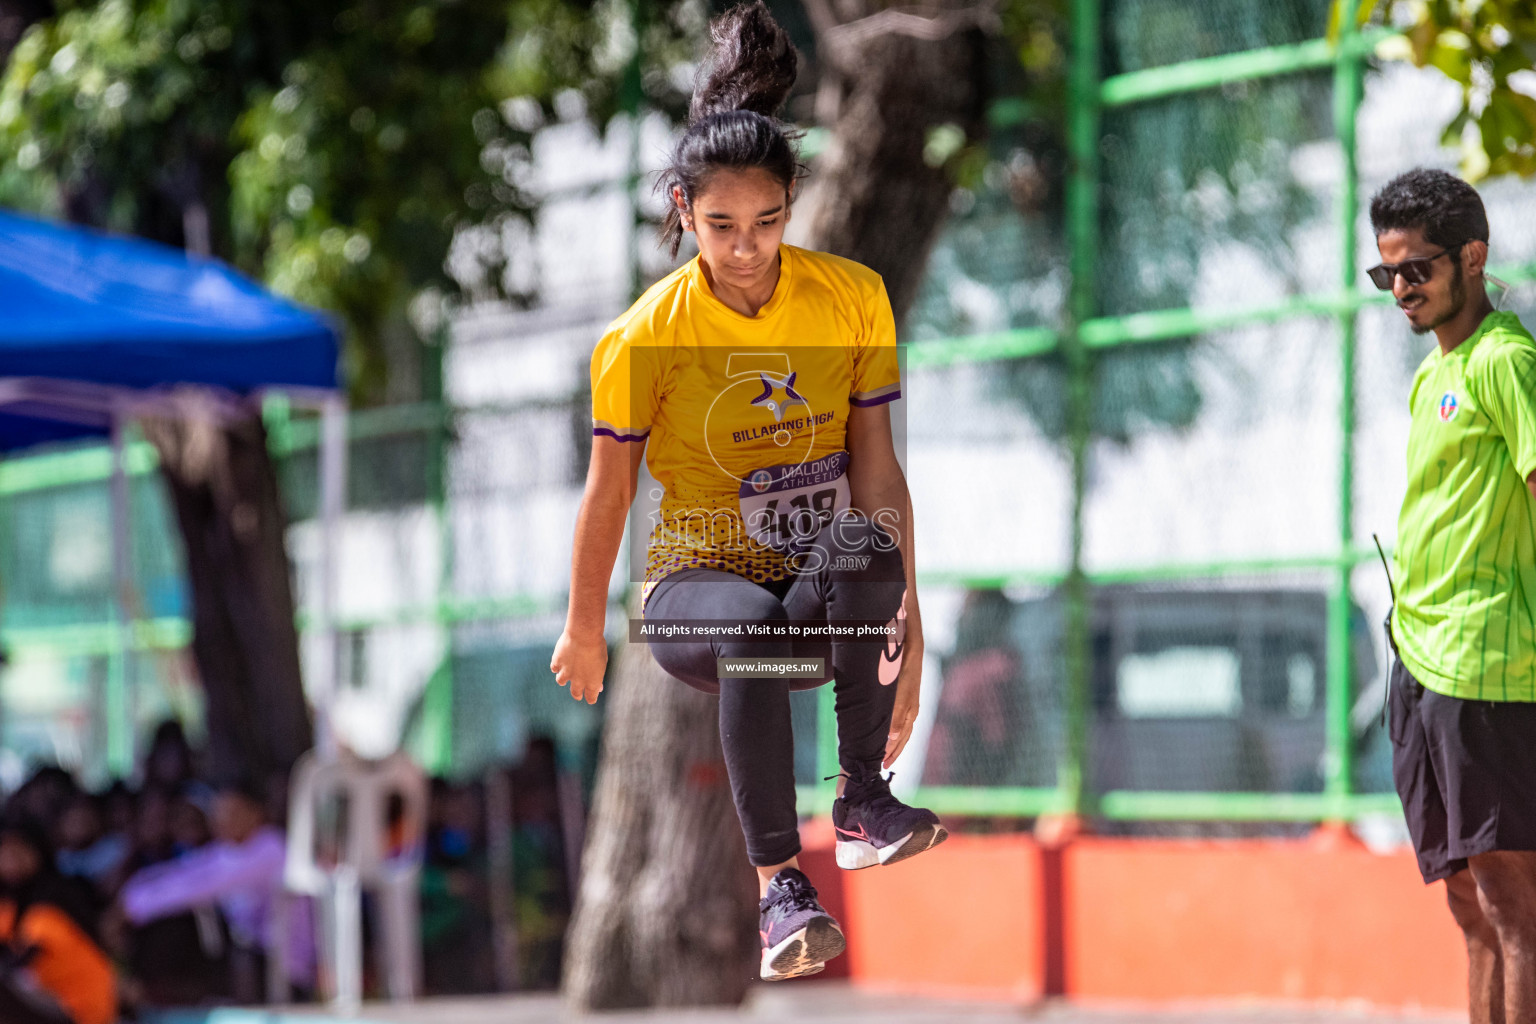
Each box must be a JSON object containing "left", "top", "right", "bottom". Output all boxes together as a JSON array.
[{"left": 883, "top": 640, "right": 922, "bottom": 769}]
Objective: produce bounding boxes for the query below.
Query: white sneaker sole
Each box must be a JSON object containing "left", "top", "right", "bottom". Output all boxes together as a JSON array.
[
  {"left": 760, "top": 916, "right": 845, "bottom": 981},
  {"left": 835, "top": 822, "right": 949, "bottom": 870}
]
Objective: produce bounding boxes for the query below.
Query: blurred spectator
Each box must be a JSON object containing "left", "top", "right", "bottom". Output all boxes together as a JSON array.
[
  {"left": 107, "top": 787, "right": 227, "bottom": 1007},
  {"left": 169, "top": 793, "right": 213, "bottom": 855},
  {"left": 143, "top": 722, "right": 195, "bottom": 792},
  {"left": 100, "top": 783, "right": 134, "bottom": 836},
  {"left": 421, "top": 778, "right": 494, "bottom": 993},
  {"left": 0, "top": 819, "right": 116, "bottom": 1024},
  {"left": 925, "top": 589, "right": 1031, "bottom": 786},
  {"left": 55, "top": 794, "right": 129, "bottom": 895},
  {"left": 0, "top": 722, "right": 582, "bottom": 1007},
  {"left": 418, "top": 740, "right": 577, "bottom": 994},
  {"left": 117, "top": 789, "right": 175, "bottom": 879},
  {"left": 119, "top": 781, "right": 314, "bottom": 1002},
  {"left": 8, "top": 769, "right": 77, "bottom": 830},
  {"left": 507, "top": 738, "right": 574, "bottom": 989}
]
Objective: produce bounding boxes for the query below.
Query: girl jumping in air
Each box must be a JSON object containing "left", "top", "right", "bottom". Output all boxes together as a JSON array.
[{"left": 550, "top": 0, "right": 945, "bottom": 981}]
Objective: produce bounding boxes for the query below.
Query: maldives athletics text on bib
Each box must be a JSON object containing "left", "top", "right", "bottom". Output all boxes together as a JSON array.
[{"left": 739, "top": 450, "right": 851, "bottom": 552}]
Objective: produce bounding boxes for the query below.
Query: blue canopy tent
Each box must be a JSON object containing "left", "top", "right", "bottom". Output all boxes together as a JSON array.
[
  {"left": 0, "top": 207, "right": 350, "bottom": 765},
  {"left": 0, "top": 207, "right": 339, "bottom": 447}
]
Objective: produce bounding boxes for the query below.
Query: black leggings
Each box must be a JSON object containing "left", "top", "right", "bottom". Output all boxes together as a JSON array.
[{"left": 645, "top": 514, "right": 907, "bottom": 866}]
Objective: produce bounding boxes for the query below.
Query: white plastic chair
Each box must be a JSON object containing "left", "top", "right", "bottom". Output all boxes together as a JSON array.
[{"left": 285, "top": 749, "right": 428, "bottom": 1010}]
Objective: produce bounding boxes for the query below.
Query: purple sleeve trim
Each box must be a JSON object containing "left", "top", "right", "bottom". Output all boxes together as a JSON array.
[
  {"left": 593, "top": 427, "right": 650, "bottom": 442},
  {"left": 849, "top": 390, "right": 901, "bottom": 408}
]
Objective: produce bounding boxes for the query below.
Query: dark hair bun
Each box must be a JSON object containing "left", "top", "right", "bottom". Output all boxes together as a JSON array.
[
  {"left": 656, "top": 1, "right": 802, "bottom": 258},
  {"left": 689, "top": 1, "right": 798, "bottom": 123}
]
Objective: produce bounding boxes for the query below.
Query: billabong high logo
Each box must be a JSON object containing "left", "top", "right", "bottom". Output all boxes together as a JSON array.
[
  {"left": 704, "top": 353, "right": 818, "bottom": 479},
  {"left": 1439, "top": 392, "right": 1460, "bottom": 422},
  {"left": 749, "top": 371, "right": 808, "bottom": 423}
]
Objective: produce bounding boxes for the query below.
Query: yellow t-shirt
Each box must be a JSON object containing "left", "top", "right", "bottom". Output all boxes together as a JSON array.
[{"left": 589, "top": 244, "right": 901, "bottom": 609}]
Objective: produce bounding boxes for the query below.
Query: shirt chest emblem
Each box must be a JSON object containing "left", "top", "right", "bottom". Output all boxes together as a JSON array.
[
  {"left": 1438, "top": 392, "right": 1460, "bottom": 422},
  {"left": 702, "top": 356, "right": 836, "bottom": 475},
  {"left": 749, "top": 370, "right": 808, "bottom": 424}
]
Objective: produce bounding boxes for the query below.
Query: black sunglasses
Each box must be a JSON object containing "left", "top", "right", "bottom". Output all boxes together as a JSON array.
[{"left": 1365, "top": 244, "right": 1462, "bottom": 291}]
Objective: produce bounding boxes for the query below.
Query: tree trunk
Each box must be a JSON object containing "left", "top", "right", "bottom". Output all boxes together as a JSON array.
[
  {"left": 140, "top": 391, "right": 313, "bottom": 791},
  {"left": 562, "top": 593, "right": 759, "bottom": 1010},
  {"left": 795, "top": 0, "right": 992, "bottom": 324}
]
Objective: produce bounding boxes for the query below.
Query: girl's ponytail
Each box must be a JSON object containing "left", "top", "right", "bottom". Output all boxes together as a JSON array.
[
  {"left": 659, "top": 1, "right": 803, "bottom": 259},
  {"left": 689, "top": 1, "right": 797, "bottom": 122}
]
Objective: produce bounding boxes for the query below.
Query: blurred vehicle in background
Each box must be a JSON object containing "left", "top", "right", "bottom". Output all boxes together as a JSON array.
[{"left": 925, "top": 586, "right": 1383, "bottom": 800}]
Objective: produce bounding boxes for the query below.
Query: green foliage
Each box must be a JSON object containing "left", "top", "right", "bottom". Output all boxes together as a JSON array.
[
  {"left": 231, "top": 2, "right": 541, "bottom": 399},
  {"left": 496, "top": 0, "right": 699, "bottom": 127},
  {"left": 0, "top": 0, "right": 251, "bottom": 229},
  {"left": 1361, "top": 0, "right": 1536, "bottom": 178},
  {"left": 1000, "top": 0, "right": 1068, "bottom": 124},
  {"left": 0, "top": 0, "right": 701, "bottom": 402}
]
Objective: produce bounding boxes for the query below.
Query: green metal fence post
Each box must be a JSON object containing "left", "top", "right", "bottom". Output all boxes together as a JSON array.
[
  {"left": 105, "top": 418, "right": 134, "bottom": 779},
  {"left": 1325, "top": 2, "right": 1366, "bottom": 811},
  {"left": 623, "top": 0, "right": 646, "bottom": 303},
  {"left": 422, "top": 330, "right": 455, "bottom": 775},
  {"left": 1060, "top": 0, "right": 1103, "bottom": 821}
]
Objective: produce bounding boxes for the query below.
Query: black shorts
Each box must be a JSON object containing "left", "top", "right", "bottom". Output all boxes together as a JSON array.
[{"left": 1389, "top": 653, "right": 1536, "bottom": 883}]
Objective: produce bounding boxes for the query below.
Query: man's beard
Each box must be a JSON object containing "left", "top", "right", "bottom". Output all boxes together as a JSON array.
[{"left": 1412, "top": 262, "right": 1466, "bottom": 336}]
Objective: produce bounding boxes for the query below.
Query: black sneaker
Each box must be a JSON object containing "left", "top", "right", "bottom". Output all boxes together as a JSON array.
[
  {"left": 757, "top": 867, "right": 846, "bottom": 981},
  {"left": 832, "top": 767, "right": 948, "bottom": 869}
]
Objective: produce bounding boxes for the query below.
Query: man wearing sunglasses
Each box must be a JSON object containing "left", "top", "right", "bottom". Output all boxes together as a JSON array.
[{"left": 1373, "top": 167, "right": 1536, "bottom": 1024}]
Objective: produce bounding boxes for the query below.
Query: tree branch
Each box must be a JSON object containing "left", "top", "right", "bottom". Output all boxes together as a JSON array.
[{"left": 824, "top": 2, "right": 1001, "bottom": 51}]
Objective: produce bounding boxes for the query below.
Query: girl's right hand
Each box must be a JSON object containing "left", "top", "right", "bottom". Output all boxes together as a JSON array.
[{"left": 551, "top": 629, "right": 608, "bottom": 705}]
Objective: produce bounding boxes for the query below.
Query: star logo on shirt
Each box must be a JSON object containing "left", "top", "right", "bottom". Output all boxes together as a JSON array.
[{"left": 749, "top": 371, "right": 809, "bottom": 424}]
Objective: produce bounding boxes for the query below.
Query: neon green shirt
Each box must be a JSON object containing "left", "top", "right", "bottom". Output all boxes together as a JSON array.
[{"left": 1393, "top": 311, "right": 1536, "bottom": 701}]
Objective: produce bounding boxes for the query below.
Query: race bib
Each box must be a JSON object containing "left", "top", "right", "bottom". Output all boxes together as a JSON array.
[{"left": 739, "top": 450, "right": 850, "bottom": 552}]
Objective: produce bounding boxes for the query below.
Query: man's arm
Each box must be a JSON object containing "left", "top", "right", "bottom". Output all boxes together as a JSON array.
[{"left": 1477, "top": 343, "right": 1536, "bottom": 498}]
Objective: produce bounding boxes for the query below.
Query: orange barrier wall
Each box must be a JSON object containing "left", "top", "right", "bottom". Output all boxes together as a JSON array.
[
  {"left": 802, "top": 830, "right": 1467, "bottom": 1011},
  {"left": 1065, "top": 837, "right": 1465, "bottom": 1010},
  {"left": 843, "top": 833, "right": 1046, "bottom": 1000}
]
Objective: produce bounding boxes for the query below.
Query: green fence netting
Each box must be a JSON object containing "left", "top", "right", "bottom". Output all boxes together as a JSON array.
[{"left": 2, "top": 1, "right": 1533, "bottom": 829}]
